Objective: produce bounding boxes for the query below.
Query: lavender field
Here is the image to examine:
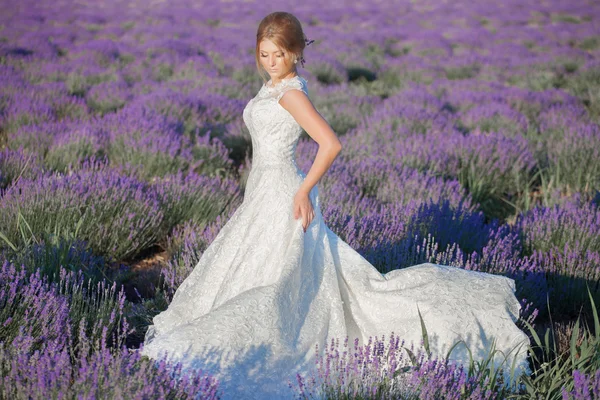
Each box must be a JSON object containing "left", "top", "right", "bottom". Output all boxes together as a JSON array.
[{"left": 1, "top": 0, "right": 599, "bottom": 398}]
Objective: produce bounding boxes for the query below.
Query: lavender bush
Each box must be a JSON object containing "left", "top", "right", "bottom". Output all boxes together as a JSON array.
[
  {"left": 0, "top": 260, "right": 220, "bottom": 399},
  {"left": 0, "top": 159, "right": 164, "bottom": 261},
  {"left": 152, "top": 171, "right": 241, "bottom": 238},
  {"left": 0, "top": 147, "right": 42, "bottom": 189},
  {"left": 100, "top": 108, "right": 197, "bottom": 180},
  {"left": 516, "top": 199, "right": 600, "bottom": 257},
  {"left": 0, "top": 234, "right": 111, "bottom": 287},
  {"left": 159, "top": 217, "right": 230, "bottom": 299},
  {"left": 43, "top": 124, "right": 107, "bottom": 173}
]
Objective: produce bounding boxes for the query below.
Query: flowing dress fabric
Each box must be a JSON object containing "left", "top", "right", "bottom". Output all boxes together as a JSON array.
[{"left": 140, "top": 76, "right": 531, "bottom": 398}]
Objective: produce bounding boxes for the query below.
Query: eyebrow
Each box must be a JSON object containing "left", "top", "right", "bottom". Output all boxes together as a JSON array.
[{"left": 259, "top": 49, "right": 284, "bottom": 53}]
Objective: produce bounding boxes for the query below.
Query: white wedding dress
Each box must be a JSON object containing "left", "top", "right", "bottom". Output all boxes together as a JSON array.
[{"left": 140, "top": 75, "right": 531, "bottom": 399}]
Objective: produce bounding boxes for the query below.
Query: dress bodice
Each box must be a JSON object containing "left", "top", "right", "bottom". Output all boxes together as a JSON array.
[{"left": 242, "top": 75, "right": 308, "bottom": 169}]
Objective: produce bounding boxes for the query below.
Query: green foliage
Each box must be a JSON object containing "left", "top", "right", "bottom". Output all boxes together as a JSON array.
[
  {"left": 3, "top": 110, "right": 54, "bottom": 135},
  {"left": 312, "top": 91, "right": 376, "bottom": 136},
  {"left": 155, "top": 177, "right": 240, "bottom": 234},
  {"left": 65, "top": 70, "right": 118, "bottom": 97},
  {"left": 86, "top": 93, "right": 127, "bottom": 115},
  {"left": 551, "top": 13, "right": 582, "bottom": 24},
  {"left": 150, "top": 62, "right": 174, "bottom": 82},
  {"left": 84, "top": 23, "right": 104, "bottom": 32},
  {"left": 507, "top": 96, "right": 544, "bottom": 135},
  {"left": 308, "top": 62, "right": 346, "bottom": 85},
  {"left": 120, "top": 21, "right": 135, "bottom": 31},
  {"left": 520, "top": 288, "right": 600, "bottom": 398},
  {"left": 347, "top": 66, "right": 377, "bottom": 83},
  {"left": 52, "top": 98, "right": 90, "bottom": 121},
  {"left": 231, "top": 65, "right": 261, "bottom": 89},
  {"left": 383, "top": 38, "right": 411, "bottom": 58},
  {"left": 444, "top": 64, "right": 481, "bottom": 80},
  {"left": 124, "top": 287, "right": 170, "bottom": 345},
  {"left": 1, "top": 232, "right": 113, "bottom": 287},
  {"left": 189, "top": 141, "right": 235, "bottom": 178},
  {"left": 217, "top": 125, "right": 252, "bottom": 167},
  {"left": 361, "top": 42, "right": 385, "bottom": 70},
  {"left": 564, "top": 67, "right": 600, "bottom": 120},
  {"left": 0, "top": 262, "right": 129, "bottom": 358},
  {"left": 62, "top": 271, "right": 131, "bottom": 358},
  {"left": 117, "top": 52, "right": 136, "bottom": 66},
  {"left": 538, "top": 129, "right": 600, "bottom": 198},
  {"left": 524, "top": 69, "right": 567, "bottom": 91},
  {"left": 0, "top": 178, "right": 163, "bottom": 262},
  {"left": 207, "top": 50, "right": 229, "bottom": 76},
  {"left": 441, "top": 146, "right": 535, "bottom": 221},
  {"left": 108, "top": 137, "right": 191, "bottom": 181},
  {"left": 461, "top": 113, "right": 526, "bottom": 137},
  {"left": 344, "top": 67, "right": 427, "bottom": 100},
  {"left": 0, "top": 150, "right": 39, "bottom": 190},
  {"left": 44, "top": 138, "right": 104, "bottom": 173},
  {"left": 578, "top": 36, "right": 600, "bottom": 51}
]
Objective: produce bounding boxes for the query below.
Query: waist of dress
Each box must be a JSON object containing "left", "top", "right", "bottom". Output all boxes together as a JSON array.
[{"left": 251, "top": 159, "right": 300, "bottom": 170}]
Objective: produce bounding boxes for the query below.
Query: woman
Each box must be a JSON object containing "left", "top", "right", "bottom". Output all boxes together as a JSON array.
[{"left": 141, "top": 11, "right": 531, "bottom": 399}]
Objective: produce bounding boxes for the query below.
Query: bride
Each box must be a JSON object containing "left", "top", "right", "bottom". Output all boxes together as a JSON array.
[{"left": 140, "top": 11, "right": 531, "bottom": 399}]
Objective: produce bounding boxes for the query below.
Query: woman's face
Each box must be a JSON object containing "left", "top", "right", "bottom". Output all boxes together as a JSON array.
[{"left": 259, "top": 38, "right": 294, "bottom": 80}]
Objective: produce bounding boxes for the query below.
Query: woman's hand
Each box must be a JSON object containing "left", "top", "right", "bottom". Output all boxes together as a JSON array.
[{"left": 293, "top": 189, "right": 315, "bottom": 232}]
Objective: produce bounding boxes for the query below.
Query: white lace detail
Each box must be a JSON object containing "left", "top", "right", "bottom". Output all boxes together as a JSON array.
[{"left": 140, "top": 75, "right": 531, "bottom": 399}]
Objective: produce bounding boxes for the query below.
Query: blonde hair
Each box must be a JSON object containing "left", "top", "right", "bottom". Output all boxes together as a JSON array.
[{"left": 255, "top": 12, "right": 307, "bottom": 82}]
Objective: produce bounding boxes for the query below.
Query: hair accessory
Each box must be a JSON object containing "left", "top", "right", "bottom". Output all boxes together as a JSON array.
[{"left": 299, "top": 37, "right": 314, "bottom": 67}]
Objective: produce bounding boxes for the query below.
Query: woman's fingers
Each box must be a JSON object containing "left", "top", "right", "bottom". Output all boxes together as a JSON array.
[
  {"left": 301, "top": 208, "right": 316, "bottom": 232},
  {"left": 303, "top": 209, "right": 309, "bottom": 231},
  {"left": 301, "top": 208, "right": 308, "bottom": 231},
  {"left": 294, "top": 197, "right": 316, "bottom": 232}
]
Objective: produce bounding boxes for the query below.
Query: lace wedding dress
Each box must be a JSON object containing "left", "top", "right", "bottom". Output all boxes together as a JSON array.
[{"left": 140, "top": 75, "right": 531, "bottom": 399}]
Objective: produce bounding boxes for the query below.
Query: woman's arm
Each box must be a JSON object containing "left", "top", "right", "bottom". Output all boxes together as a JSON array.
[
  {"left": 279, "top": 90, "right": 342, "bottom": 195},
  {"left": 279, "top": 89, "right": 342, "bottom": 231}
]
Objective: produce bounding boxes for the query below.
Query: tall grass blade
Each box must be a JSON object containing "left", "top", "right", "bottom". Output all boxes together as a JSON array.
[{"left": 416, "top": 305, "right": 430, "bottom": 356}]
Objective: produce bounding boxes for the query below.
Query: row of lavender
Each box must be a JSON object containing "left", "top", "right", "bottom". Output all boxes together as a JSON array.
[
  {"left": 2, "top": 142, "right": 598, "bottom": 318},
  {"left": 1, "top": 0, "right": 599, "bottom": 397}
]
